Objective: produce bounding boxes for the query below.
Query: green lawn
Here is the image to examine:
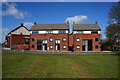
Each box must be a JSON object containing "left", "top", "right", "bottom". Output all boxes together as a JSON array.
[{"left": 2, "top": 52, "right": 119, "bottom": 78}]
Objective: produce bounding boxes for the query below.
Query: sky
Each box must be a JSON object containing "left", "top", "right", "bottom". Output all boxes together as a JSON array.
[{"left": 1, "top": 2, "right": 116, "bottom": 43}]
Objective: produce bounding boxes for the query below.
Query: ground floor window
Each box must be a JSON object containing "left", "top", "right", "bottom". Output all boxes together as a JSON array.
[
  {"left": 24, "top": 37, "right": 30, "bottom": 44},
  {"left": 63, "top": 45, "right": 66, "bottom": 49},
  {"left": 31, "top": 45, "right": 34, "bottom": 48},
  {"left": 76, "top": 45, "right": 80, "bottom": 49},
  {"left": 50, "top": 45, "right": 53, "bottom": 49},
  {"left": 95, "top": 45, "right": 99, "bottom": 49}
]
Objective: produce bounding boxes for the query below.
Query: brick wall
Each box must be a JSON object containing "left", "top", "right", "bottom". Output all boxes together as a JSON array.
[
  {"left": 30, "top": 34, "right": 68, "bottom": 51},
  {"left": 72, "top": 34, "right": 101, "bottom": 52},
  {"left": 7, "top": 34, "right": 30, "bottom": 50}
]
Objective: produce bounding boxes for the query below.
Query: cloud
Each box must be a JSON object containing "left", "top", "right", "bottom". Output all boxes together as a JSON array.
[
  {"left": 23, "top": 22, "right": 34, "bottom": 27},
  {"left": 66, "top": 15, "right": 88, "bottom": 24},
  {"left": 2, "top": 2, "right": 29, "bottom": 19},
  {"left": 0, "top": 28, "right": 10, "bottom": 43}
]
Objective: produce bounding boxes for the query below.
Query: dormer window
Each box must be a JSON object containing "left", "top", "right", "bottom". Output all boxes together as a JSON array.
[
  {"left": 91, "top": 31, "right": 98, "bottom": 34},
  {"left": 76, "top": 31, "right": 83, "bottom": 34},
  {"left": 46, "top": 31, "right": 53, "bottom": 34},
  {"left": 32, "top": 31, "right": 38, "bottom": 34},
  {"left": 59, "top": 30, "right": 66, "bottom": 33},
  {"left": 20, "top": 33, "right": 23, "bottom": 35}
]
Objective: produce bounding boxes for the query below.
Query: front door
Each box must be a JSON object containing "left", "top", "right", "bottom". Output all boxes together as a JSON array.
[
  {"left": 37, "top": 40, "right": 43, "bottom": 50},
  {"left": 43, "top": 40, "right": 47, "bottom": 51},
  {"left": 43, "top": 44, "right": 47, "bottom": 50},
  {"left": 55, "top": 44, "right": 60, "bottom": 51},
  {"left": 82, "top": 40, "right": 92, "bottom": 51},
  {"left": 88, "top": 40, "right": 92, "bottom": 51},
  {"left": 55, "top": 40, "right": 60, "bottom": 51}
]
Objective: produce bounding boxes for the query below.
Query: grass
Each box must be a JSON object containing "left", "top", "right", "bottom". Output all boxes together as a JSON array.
[{"left": 2, "top": 52, "right": 119, "bottom": 78}]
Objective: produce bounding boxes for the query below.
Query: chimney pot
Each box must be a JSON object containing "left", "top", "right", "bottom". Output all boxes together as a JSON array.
[
  {"left": 20, "top": 23, "right": 23, "bottom": 26},
  {"left": 73, "top": 21, "right": 75, "bottom": 25},
  {"left": 67, "top": 21, "right": 69, "bottom": 24},
  {"left": 95, "top": 21, "right": 98, "bottom": 24},
  {"left": 34, "top": 22, "right": 36, "bottom": 25}
]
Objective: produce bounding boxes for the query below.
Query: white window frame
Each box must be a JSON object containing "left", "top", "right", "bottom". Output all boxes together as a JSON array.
[
  {"left": 43, "top": 40, "right": 47, "bottom": 44},
  {"left": 50, "top": 45, "right": 53, "bottom": 49},
  {"left": 63, "top": 45, "right": 66, "bottom": 49},
  {"left": 46, "top": 31, "right": 53, "bottom": 34},
  {"left": 62, "top": 38, "right": 66, "bottom": 41},
  {"left": 76, "top": 38, "right": 80, "bottom": 41},
  {"left": 76, "top": 45, "right": 80, "bottom": 49},
  {"left": 49, "top": 38, "right": 53, "bottom": 41},
  {"left": 76, "top": 31, "right": 83, "bottom": 34},
  {"left": 55, "top": 40, "right": 60, "bottom": 44}
]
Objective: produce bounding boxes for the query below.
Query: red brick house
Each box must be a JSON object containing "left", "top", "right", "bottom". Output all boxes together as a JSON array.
[
  {"left": 6, "top": 22, "right": 101, "bottom": 52},
  {"left": 6, "top": 23, "right": 30, "bottom": 50}
]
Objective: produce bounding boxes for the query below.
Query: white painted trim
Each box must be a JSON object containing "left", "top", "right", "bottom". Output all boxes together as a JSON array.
[
  {"left": 98, "top": 31, "right": 101, "bottom": 34},
  {"left": 83, "top": 31, "right": 91, "bottom": 34},
  {"left": 39, "top": 31, "right": 46, "bottom": 34},
  {"left": 53, "top": 30, "right": 58, "bottom": 34},
  {"left": 11, "top": 27, "right": 30, "bottom": 35}
]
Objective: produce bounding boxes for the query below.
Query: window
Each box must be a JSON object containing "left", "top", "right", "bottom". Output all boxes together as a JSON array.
[
  {"left": 95, "top": 45, "right": 99, "bottom": 48},
  {"left": 50, "top": 45, "right": 53, "bottom": 49},
  {"left": 49, "top": 38, "right": 53, "bottom": 41},
  {"left": 46, "top": 31, "right": 53, "bottom": 34},
  {"left": 91, "top": 31, "right": 98, "bottom": 34},
  {"left": 76, "top": 31, "right": 83, "bottom": 34},
  {"left": 55, "top": 40, "right": 60, "bottom": 44},
  {"left": 95, "top": 38, "right": 98, "bottom": 41},
  {"left": 63, "top": 45, "right": 66, "bottom": 49},
  {"left": 59, "top": 30, "right": 66, "bottom": 33},
  {"left": 43, "top": 40, "right": 47, "bottom": 44},
  {"left": 20, "top": 33, "right": 23, "bottom": 35},
  {"left": 24, "top": 37, "right": 30, "bottom": 44},
  {"left": 62, "top": 38, "right": 66, "bottom": 41},
  {"left": 32, "top": 38, "right": 35, "bottom": 41},
  {"left": 32, "top": 31, "right": 38, "bottom": 34},
  {"left": 31, "top": 45, "right": 34, "bottom": 48},
  {"left": 76, "top": 38, "right": 80, "bottom": 41},
  {"left": 76, "top": 45, "right": 80, "bottom": 49}
]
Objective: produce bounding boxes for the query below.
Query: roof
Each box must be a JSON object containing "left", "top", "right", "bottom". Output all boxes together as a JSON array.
[
  {"left": 74, "top": 24, "right": 101, "bottom": 31},
  {"left": 30, "top": 24, "right": 69, "bottom": 31},
  {"left": 8, "top": 26, "right": 29, "bottom": 35}
]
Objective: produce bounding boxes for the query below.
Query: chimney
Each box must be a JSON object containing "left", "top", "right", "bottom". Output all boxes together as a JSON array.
[
  {"left": 34, "top": 22, "right": 36, "bottom": 25},
  {"left": 95, "top": 21, "right": 98, "bottom": 24},
  {"left": 67, "top": 21, "right": 69, "bottom": 24},
  {"left": 73, "top": 21, "right": 75, "bottom": 25},
  {"left": 20, "top": 23, "right": 23, "bottom": 26}
]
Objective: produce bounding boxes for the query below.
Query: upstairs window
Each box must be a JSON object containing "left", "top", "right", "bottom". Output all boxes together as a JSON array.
[
  {"left": 76, "top": 31, "right": 83, "bottom": 34},
  {"left": 46, "top": 31, "right": 53, "bottom": 34},
  {"left": 49, "top": 38, "right": 53, "bottom": 41},
  {"left": 62, "top": 38, "right": 66, "bottom": 41},
  {"left": 91, "top": 31, "right": 98, "bottom": 34},
  {"left": 59, "top": 30, "right": 66, "bottom": 33},
  {"left": 43, "top": 40, "right": 47, "bottom": 44},
  {"left": 76, "top": 38, "right": 80, "bottom": 41},
  {"left": 32, "top": 31, "right": 38, "bottom": 34},
  {"left": 95, "top": 38, "right": 98, "bottom": 41},
  {"left": 32, "top": 38, "right": 35, "bottom": 41},
  {"left": 55, "top": 40, "right": 60, "bottom": 44},
  {"left": 24, "top": 37, "right": 30, "bottom": 44}
]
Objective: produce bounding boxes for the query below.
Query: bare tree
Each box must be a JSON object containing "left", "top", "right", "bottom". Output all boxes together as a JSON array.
[{"left": 105, "top": 2, "right": 120, "bottom": 51}]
